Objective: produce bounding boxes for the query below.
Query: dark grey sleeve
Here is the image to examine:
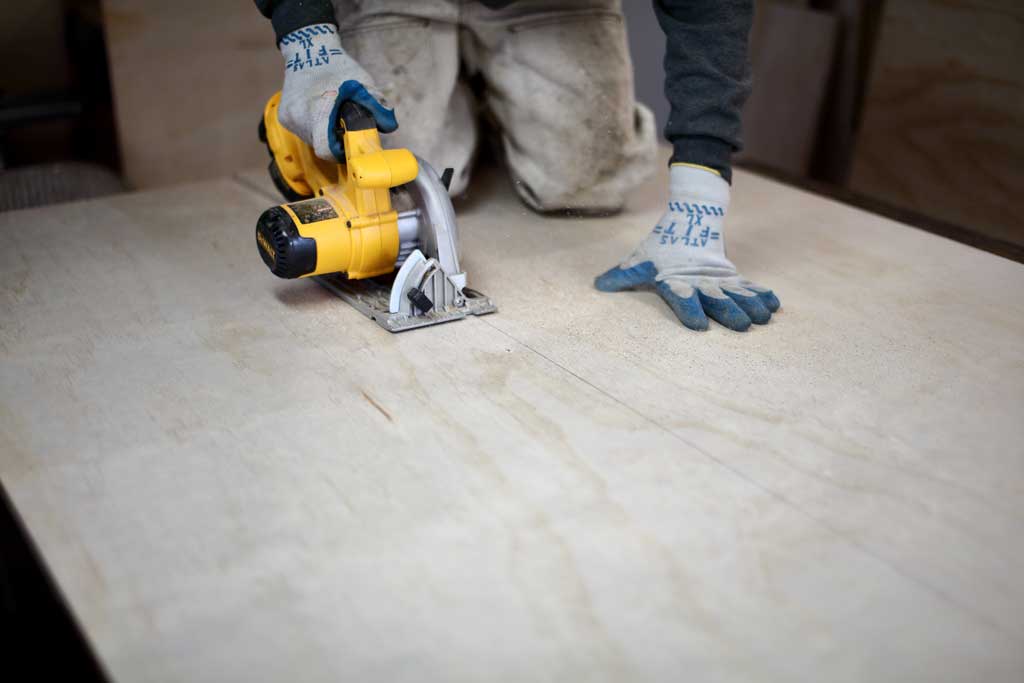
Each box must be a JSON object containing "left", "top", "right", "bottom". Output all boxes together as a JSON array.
[
  {"left": 653, "top": 0, "right": 754, "bottom": 182},
  {"left": 254, "top": 0, "right": 338, "bottom": 45}
]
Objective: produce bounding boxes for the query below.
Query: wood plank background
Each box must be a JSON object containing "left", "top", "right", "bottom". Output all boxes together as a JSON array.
[
  {"left": 849, "top": 0, "right": 1024, "bottom": 247},
  {"left": 738, "top": 1, "right": 838, "bottom": 175},
  {"left": 101, "top": 0, "right": 280, "bottom": 188}
]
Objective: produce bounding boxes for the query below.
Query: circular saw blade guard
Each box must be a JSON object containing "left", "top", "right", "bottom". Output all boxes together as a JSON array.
[{"left": 316, "top": 157, "right": 496, "bottom": 332}]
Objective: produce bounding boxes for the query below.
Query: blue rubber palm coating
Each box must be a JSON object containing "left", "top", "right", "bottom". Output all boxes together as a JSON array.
[
  {"left": 755, "top": 289, "right": 780, "bottom": 312},
  {"left": 655, "top": 281, "right": 709, "bottom": 331},
  {"left": 594, "top": 261, "right": 657, "bottom": 292},
  {"left": 327, "top": 80, "right": 399, "bottom": 161},
  {"left": 697, "top": 289, "right": 751, "bottom": 331},
  {"left": 723, "top": 289, "right": 771, "bottom": 324}
]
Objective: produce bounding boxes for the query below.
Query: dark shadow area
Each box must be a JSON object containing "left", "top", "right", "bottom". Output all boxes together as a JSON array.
[
  {"left": 0, "top": 0, "right": 124, "bottom": 211},
  {"left": 272, "top": 278, "right": 340, "bottom": 308},
  {"left": 0, "top": 482, "right": 108, "bottom": 681}
]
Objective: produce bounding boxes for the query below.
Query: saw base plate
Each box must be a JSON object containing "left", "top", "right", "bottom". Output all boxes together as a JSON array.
[{"left": 316, "top": 273, "right": 497, "bottom": 333}]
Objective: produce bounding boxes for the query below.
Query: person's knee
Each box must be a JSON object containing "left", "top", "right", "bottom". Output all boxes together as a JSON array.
[
  {"left": 507, "top": 103, "right": 659, "bottom": 213},
  {"left": 384, "top": 84, "right": 477, "bottom": 198}
]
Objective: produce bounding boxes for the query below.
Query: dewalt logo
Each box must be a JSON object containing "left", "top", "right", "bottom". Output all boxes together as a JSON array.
[{"left": 257, "top": 231, "right": 276, "bottom": 264}]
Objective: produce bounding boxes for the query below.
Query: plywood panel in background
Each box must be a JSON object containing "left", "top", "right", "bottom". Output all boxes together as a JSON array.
[
  {"left": 102, "top": 1, "right": 281, "bottom": 188},
  {"left": 738, "top": 1, "right": 838, "bottom": 175},
  {"left": 849, "top": 0, "right": 1024, "bottom": 247}
]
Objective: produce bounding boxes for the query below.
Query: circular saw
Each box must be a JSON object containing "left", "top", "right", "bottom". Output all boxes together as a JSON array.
[{"left": 255, "top": 92, "right": 496, "bottom": 332}]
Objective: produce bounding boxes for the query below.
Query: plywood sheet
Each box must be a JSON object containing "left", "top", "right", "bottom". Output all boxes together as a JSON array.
[
  {"left": 1, "top": 164, "right": 1023, "bottom": 681},
  {"left": 849, "top": 0, "right": 1024, "bottom": 246},
  {"left": 101, "top": 0, "right": 280, "bottom": 188}
]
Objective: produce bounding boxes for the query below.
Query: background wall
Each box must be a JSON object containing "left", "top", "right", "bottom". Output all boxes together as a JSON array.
[
  {"left": 621, "top": 3, "right": 669, "bottom": 136},
  {"left": 0, "top": 0, "right": 76, "bottom": 167},
  {"left": 849, "top": 0, "right": 1024, "bottom": 247},
  {"left": 102, "top": 0, "right": 280, "bottom": 188},
  {"left": 0, "top": 0, "right": 122, "bottom": 209},
  {"left": 2, "top": 1, "right": 1021, "bottom": 254}
]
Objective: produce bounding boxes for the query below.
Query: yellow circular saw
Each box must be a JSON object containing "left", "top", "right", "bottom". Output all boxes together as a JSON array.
[{"left": 256, "top": 92, "right": 495, "bottom": 332}]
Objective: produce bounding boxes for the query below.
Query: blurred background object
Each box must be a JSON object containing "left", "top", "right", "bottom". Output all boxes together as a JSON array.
[
  {"left": 101, "top": 0, "right": 279, "bottom": 188},
  {"left": 847, "top": 0, "right": 1024, "bottom": 250},
  {"left": 0, "top": 0, "right": 1021, "bottom": 259},
  {"left": 0, "top": 0, "right": 124, "bottom": 210}
]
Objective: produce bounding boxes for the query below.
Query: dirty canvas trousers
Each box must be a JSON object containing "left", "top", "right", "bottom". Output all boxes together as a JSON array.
[{"left": 329, "top": 0, "right": 658, "bottom": 212}]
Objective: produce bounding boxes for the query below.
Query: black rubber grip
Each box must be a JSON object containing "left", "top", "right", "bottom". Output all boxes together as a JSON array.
[
  {"left": 256, "top": 206, "right": 317, "bottom": 279},
  {"left": 339, "top": 101, "right": 376, "bottom": 132},
  {"left": 407, "top": 287, "right": 434, "bottom": 313}
]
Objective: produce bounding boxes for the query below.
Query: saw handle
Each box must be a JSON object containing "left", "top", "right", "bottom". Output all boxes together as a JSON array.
[
  {"left": 337, "top": 100, "right": 377, "bottom": 133},
  {"left": 332, "top": 101, "right": 380, "bottom": 165}
]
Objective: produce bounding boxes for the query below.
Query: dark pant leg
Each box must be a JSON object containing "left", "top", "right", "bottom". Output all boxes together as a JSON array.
[{"left": 654, "top": 0, "right": 754, "bottom": 182}]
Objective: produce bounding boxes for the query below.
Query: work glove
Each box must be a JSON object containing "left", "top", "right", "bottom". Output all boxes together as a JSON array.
[
  {"left": 595, "top": 164, "right": 780, "bottom": 332},
  {"left": 277, "top": 23, "right": 397, "bottom": 162}
]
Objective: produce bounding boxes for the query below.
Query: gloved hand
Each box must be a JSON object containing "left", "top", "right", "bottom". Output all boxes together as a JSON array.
[
  {"left": 277, "top": 23, "right": 397, "bottom": 162},
  {"left": 595, "top": 164, "right": 780, "bottom": 332}
]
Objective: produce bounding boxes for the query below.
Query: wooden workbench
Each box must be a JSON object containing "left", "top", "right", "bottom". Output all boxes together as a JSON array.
[{"left": 1, "top": 163, "right": 1022, "bottom": 681}]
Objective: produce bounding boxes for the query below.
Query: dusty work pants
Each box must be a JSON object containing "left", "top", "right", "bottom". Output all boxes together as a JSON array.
[{"left": 330, "top": 0, "right": 657, "bottom": 212}]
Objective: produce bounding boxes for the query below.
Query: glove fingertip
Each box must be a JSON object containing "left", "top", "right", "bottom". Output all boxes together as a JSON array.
[
  {"left": 698, "top": 291, "right": 753, "bottom": 332},
  {"left": 742, "top": 280, "right": 781, "bottom": 313},
  {"left": 758, "top": 290, "right": 781, "bottom": 312},
  {"left": 719, "top": 312, "right": 752, "bottom": 332},
  {"left": 684, "top": 316, "right": 710, "bottom": 332},
  {"left": 656, "top": 281, "right": 709, "bottom": 331},
  {"left": 593, "top": 271, "right": 618, "bottom": 292},
  {"left": 723, "top": 290, "right": 771, "bottom": 325}
]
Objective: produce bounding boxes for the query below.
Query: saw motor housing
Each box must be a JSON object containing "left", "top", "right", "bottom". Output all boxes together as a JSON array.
[{"left": 256, "top": 92, "right": 417, "bottom": 280}]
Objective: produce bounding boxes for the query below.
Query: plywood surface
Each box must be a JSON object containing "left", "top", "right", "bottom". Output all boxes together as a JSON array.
[
  {"left": 849, "top": 0, "right": 1024, "bottom": 247},
  {"left": 2, "top": 162, "right": 1023, "bottom": 681}
]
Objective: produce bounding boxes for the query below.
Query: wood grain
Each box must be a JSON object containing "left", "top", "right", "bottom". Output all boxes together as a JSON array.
[
  {"left": 1, "top": 163, "right": 1023, "bottom": 681},
  {"left": 849, "top": 0, "right": 1024, "bottom": 246}
]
